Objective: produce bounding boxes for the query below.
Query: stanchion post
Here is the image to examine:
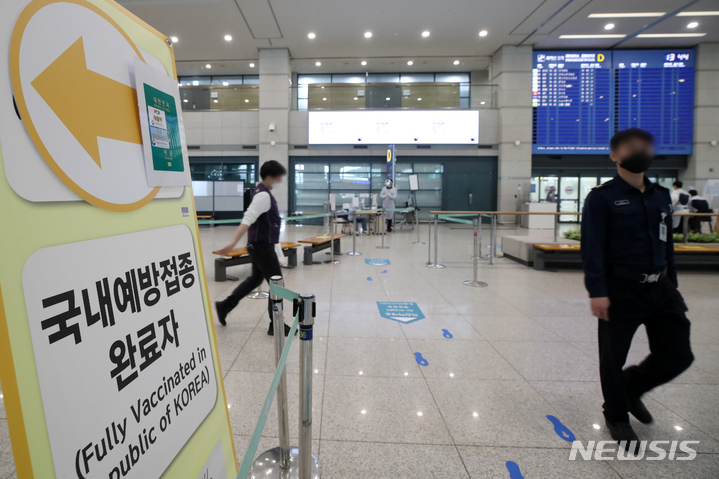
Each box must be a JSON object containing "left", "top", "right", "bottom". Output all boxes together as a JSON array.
[
  {"left": 270, "top": 276, "right": 290, "bottom": 468},
  {"left": 553, "top": 214, "right": 559, "bottom": 241},
  {"left": 377, "top": 209, "right": 390, "bottom": 249},
  {"left": 465, "top": 217, "right": 488, "bottom": 287},
  {"left": 413, "top": 208, "right": 425, "bottom": 245},
  {"left": 248, "top": 284, "right": 269, "bottom": 300},
  {"left": 489, "top": 214, "right": 497, "bottom": 265},
  {"left": 347, "top": 214, "right": 362, "bottom": 256},
  {"left": 431, "top": 213, "right": 445, "bottom": 269},
  {"left": 325, "top": 213, "right": 340, "bottom": 263},
  {"left": 683, "top": 215, "right": 689, "bottom": 244},
  {"left": 426, "top": 214, "right": 434, "bottom": 267},
  {"left": 298, "top": 294, "right": 318, "bottom": 479}
]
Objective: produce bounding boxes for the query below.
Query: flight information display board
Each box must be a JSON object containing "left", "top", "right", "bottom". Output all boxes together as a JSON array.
[{"left": 532, "top": 49, "right": 695, "bottom": 155}]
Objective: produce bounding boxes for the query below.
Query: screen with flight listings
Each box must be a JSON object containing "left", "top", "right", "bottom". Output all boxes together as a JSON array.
[{"left": 532, "top": 49, "right": 695, "bottom": 155}]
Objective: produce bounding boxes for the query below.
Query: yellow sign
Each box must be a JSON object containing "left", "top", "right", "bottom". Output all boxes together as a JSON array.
[{"left": 598, "top": 53, "right": 605, "bottom": 62}]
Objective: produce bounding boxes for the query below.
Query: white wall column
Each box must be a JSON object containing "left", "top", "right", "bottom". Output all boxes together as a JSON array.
[
  {"left": 492, "top": 45, "right": 533, "bottom": 224},
  {"left": 683, "top": 42, "right": 719, "bottom": 194},
  {"left": 259, "top": 48, "right": 291, "bottom": 212}
]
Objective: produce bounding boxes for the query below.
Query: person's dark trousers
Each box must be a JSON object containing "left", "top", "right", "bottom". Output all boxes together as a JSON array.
[
  {"left": 386, "top": 219, "right": 393, "bottom": 232},
  {"left": 599, "top": 277, "right": 694, "bottom": 422},
  {"left": 217, "top": 243, "right": 281, "bottom": 323}
]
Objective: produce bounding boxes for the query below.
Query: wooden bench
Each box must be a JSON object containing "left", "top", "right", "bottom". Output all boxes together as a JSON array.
[
  {"left": 533, "top": 243, "right": 719, "bottom": 271},
  {"left": 213, "top": 242, "right": 301, "bottom": 281},
  {"left": 299, "top": 234, "right": 346, "bottom": 265}
]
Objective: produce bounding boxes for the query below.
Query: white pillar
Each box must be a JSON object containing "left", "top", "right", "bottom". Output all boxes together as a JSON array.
[
  {"left": 682, "top": 43, "right": 719, "bottom": 194},
  {"left": 492, "top": 45, "right": 533, "bottom": 224},
  {"left": 259, "top": 48, "right": 291, "bottom": 213}
]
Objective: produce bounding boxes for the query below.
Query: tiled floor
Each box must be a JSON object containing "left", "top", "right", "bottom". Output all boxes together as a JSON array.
[{"left": 1, "top": 222, "right": 718, "bottom": 478}]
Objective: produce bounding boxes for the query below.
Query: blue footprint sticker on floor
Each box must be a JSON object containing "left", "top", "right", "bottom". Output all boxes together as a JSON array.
[
  {"left": 442, "top": 329, "right": 453, "bottom": 339},
  {"left": 414, "top": 352, "right": 429, "bottom": 366},
  {"left": 506, "top": 461, "right": 524, "bottom": 478},
  {"left": 367, "top": 277, "right": 373, "bottom": 281},
  {"left": 547, "top": 415, "right": 575, "bottom": 442},
  {"left": 381, "top": 270, "right": 388, "bottom": 273}
]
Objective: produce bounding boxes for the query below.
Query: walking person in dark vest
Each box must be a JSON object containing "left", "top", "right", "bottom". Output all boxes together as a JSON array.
[{"left": 215, "top": 160, "right": 294, "bottom": 336}]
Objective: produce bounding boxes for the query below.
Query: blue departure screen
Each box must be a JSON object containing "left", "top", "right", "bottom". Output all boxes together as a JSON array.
[
  {"left": 532, "top": 51, "right": 613, "bottom": 154},
  {"left": 532, "top": 49, "right": 695, "bottom": 155},
  {"left": 614, "top": 49, "right": 695, "bottom": 155}
]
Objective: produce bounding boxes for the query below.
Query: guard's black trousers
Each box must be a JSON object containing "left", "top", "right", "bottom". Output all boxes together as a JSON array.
[
  {"left": 599, "top": 276, "right": 694, "bottom": 422},
  {"left": 218, "top": 243, "right": 281, "bottom": 323}
]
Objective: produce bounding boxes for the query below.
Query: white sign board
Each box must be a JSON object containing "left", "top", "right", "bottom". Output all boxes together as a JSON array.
[
  {"left": 308, "top": 110, "right": 479, "bottom": 145},
  {"left": 22, "top": 225, "right": 217, "bottom": 479}
]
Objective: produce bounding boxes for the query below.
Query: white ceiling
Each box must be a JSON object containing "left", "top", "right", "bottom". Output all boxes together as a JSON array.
[{"left": 117, "top": 0, "right": 719, "bottom": 76}]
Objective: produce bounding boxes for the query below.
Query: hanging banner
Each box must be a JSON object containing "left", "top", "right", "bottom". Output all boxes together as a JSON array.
[
  {"left": 0, "top": 1, "right": 236, "bottom": 478},
  {"left": 386, "top": 144, "right": 396, "bottom": 183}
]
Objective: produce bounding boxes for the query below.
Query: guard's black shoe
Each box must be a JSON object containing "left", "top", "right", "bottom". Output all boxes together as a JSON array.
[
  {"left": 215, "top": 301, "right": 227, "bottom": 326},
  {"left": 606, "top": 420, "right": 640, "bottom": 454},
  {"left": 267, "top": 322, "right": 296, "bottom": 337},
  {"left": 629, "top": 396, "right": 653, "bottom": 424}
]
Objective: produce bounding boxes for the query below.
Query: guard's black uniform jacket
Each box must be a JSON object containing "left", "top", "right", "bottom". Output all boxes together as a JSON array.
[{"left": 581, "top": 174, "right": 687, "bottom": 317}]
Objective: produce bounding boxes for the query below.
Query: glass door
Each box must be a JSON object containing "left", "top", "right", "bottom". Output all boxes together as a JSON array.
[
  {"left": 559, "top": 177, "right": 579, "bottom": 222},
  {"left": 579, "top": 177, "right": 598, "bottom": 213}
]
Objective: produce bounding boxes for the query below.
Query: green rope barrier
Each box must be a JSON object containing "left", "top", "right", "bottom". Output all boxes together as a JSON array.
[
  {"left": 438, "top": 215, "right": 474, "bottom": 225},
  {"left": 285, "top": 213, "right": 333, "bottom": 222},
  {"left": 197, "top": 218, "right": 243, "bottom": 226}
]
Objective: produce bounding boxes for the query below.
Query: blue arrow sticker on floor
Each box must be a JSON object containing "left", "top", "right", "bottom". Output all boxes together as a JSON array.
[
  {"left": 442, "top": 329, "right": 453, "bottom": 339},
  {"left": 414, "top": 352, "right": 429, "bottom": 366},
  {"left": 367, "top": 277, "right": 373, "bottom": 281},
  {"left": 546, "top": 415, "right": 575, "bottom": 442},
  {"left": 365, "top": 258, "right": 391, "bottom": 266},
  {"left": 506, "top": 461, "right": 524, "bottom": 479}
]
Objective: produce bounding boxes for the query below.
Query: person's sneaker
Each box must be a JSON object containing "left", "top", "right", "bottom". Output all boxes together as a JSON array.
[
  {"left": 629, "top": 396, "right": 653, "bottom": 424},
  {"left": 267, "top": 322, "right": 296, "bottom": 337},
  {"left": 606, "top": 419, "right": 640, "bottom": 454},
  {"left": 215, "top": 301, "right": 227, "bottom": 326}
]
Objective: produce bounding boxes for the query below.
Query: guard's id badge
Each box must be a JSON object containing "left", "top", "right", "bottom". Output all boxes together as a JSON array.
[{"left": 660, "top": 212, "right": 668, "bottom": 242}]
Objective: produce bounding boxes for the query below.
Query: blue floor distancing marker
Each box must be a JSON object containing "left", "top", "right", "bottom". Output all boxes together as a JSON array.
[
  {"left": 367, "top": 277, "right": 373, "bottom": 281},
  {"left": 381, "top": 270, "right": 388, "bottom": 273},
  {"left": 506, "top": 461, "right": 524, "bottom": 478},
  {"left": 546, "top": 415, "right": 575, "bottom": 442},
  {"left": 442, "top": 329, "right": 453, "bottom": 339},
  {"left": 414, "top": 352, "right": 429, "bottom": 366}
]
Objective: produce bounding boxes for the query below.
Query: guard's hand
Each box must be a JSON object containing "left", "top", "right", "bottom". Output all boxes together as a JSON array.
[
  {"left": 216, "top": 244, "right": 234, "bottom": 256},
  {"left": 590, "top": 297, "right": 610, "bottom": 321}
]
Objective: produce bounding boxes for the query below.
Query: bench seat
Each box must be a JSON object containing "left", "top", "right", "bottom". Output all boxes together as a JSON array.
[
  {"left": 213, "top": 242, "right": 301, "bottom": 281},
  {"left": 298, "top": 234, "right": 346, "bottom": 265}
]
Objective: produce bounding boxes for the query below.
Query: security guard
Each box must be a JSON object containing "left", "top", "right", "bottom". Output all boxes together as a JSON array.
[{"left": 581, "top": 128, "right": 694, "bottom": 451}]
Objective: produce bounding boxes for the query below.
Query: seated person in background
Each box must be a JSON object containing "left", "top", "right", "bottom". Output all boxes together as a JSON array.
[
  {"left": 671, "top": 180, "right": 690, "bottom": 233},
  {"left": 687, "top": 188, "right": 713, "bottom": 233},
  {"left": 348, "top": 207, "right": 368, "bottom": 235}
]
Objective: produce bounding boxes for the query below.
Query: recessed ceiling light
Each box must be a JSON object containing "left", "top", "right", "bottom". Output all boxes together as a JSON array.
[
  {"left": 559, "top": 34, "right": 626, "bottom": 39},
  {"left": 588, "top": 12, "right": 664, "bottom": 18},
  {"left": 170, "top": 36, "right": 179, "bottom": 43},
  {"left": 479, "top": 30, "right": 488, "bottom": 37},
  {"left": 192, "top": 80, "right": 199, "bottom": 86},
  {"left": 361, "top": 60, "right": 367, "bottom": 66},
  {"left": 677, "top": 11, "right": 719, "bottom": 16},
  {"left": 364, "top": 31, "right": 372, "bottom": 38},
  {"left": 480, "top": 101, "right": 486, "bottom": 105},
  {"left": 353, "top": 97, "right": 358, "bottom": 100},
  {"left": 213, "top": 99, "right": 218, "bottom": 103},
  {"left": 322, "top": 97, "right": 327, "bottom": 101},
  {"left": 422, "top": 31, "right": 430, "bottom": 37},
  {"left": 224, "top": 34, "right": 232, "bottom": 41},
  {"left": 222, "top": 81, "right": 229, "bottom": 86},
  {"left": 361, "top": 409, "right": 367, "bottom": 414},
  {"left": 315, "top": 61, "right": 321, "bottom": 66},
  {"left": 473, "top": 412, "right": 479, "bottom": 418},
  {"left": 244, "top": 99, "right": 249, "bottom": 102},
  {"left": 385, "top": 97, "right": 390, "bottom": 101},
  {"left": 636, "top": 33, "right": 706, "bottom": 38},
  {"left": 674, "top": 425, "right": 683, "bottom": 431},
  {"left": 417, "top": 411, "right": 423, "bottom": 417},
  {"left": 205, "top": 64, "right": 211, "bottom": 69},
  {"left": 407, "top": 60, "right": 413, "bottom": 65},
  {"left": 308, "top": 32, "right": 316, "bottom": 39},
  {"left": 417, "top": 98, "right": 422, "bottom": 101},
  {"left": 604, "top": 23, "right": 615, "bottom": 30},
  {"left": 687, "top": 22, "right": 699, "bottom": 28},
  {"left": 453, "top": 60, "right": 460, "bottom": 65},
  {"left": 249, "top": 62, "right": 255, "bottom": 67},
  {"left": 183, "top": 99, "right": 188, "bottom": 103}
]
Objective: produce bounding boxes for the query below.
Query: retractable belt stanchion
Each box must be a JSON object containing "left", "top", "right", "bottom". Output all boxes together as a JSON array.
[
  {"left": 413, "top": 210, "right": 425, "bottom": 245},
  {"left": 489, "top": 214, "right": 497, "bottom": 265},
  {"left": 248, "top": 285, "right": 269, "bottom": 300},
  {"left": 271, "top": 276, "right": 292, "bottom": 467},
  {"left": 553, "top": 214, "right": 559, "bottom": 242},
  {"left": 325, "top": 213, "right": 340, "bottom": 264},
  {"left": 429, "top": 213, "right": 445, "bottom": 269},
  {"left": 464, "top": 217, "right": 488, "bottom": 287},
  {"left": 377, "top": 209, "right": 390, "bottom": 249},
  {"left": 296, "top": 294, "right": 321, "bottom": 479},
  {"left": 426, "top": 215, "right": 434, "bottom": 267},
  {"left": 347, "top": 214, "right": 362, "bottom": 256}
]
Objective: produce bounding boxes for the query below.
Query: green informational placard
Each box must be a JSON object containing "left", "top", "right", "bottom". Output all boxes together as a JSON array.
[{"left": 144, "top": 84, "right": 184, "bottom": 172}]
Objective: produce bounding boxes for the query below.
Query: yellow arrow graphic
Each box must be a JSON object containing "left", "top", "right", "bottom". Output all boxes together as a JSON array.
[{"left": 31, "top": 36, "right": 142, "bottom": 168}]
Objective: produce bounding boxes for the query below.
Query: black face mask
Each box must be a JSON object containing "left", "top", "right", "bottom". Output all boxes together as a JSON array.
[{"left": 619, "top": 152, "right": 653, "bottom": 174}]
